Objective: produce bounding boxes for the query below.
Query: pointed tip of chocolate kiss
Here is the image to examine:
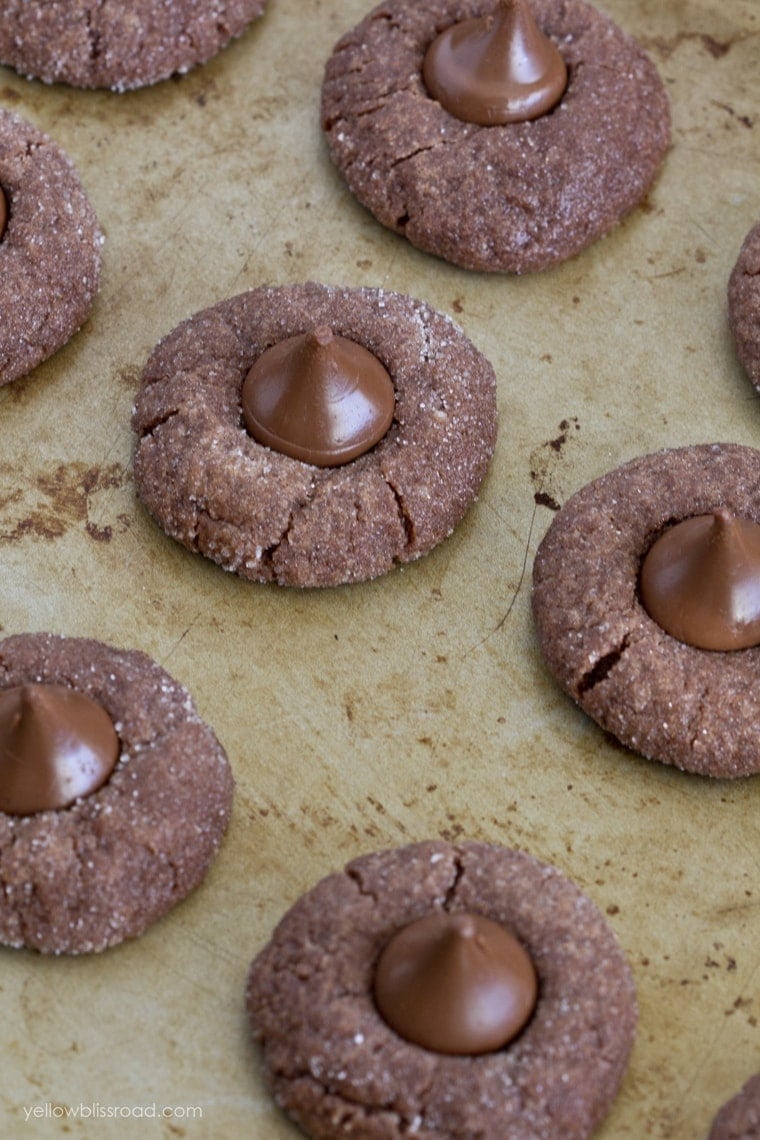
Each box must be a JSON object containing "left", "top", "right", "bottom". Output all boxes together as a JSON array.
[{"left": 309, "top": 325, "right": 334, "bottom": 348}]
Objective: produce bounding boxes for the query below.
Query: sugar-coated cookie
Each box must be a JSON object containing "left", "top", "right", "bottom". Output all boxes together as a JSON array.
[
  {"left": 321, "top": 0, "right": 670, "bottom": 273},
  {"left": 708, "top": 1073, "right": 760, "bottom": 1140},
  {"left": 247, "top": 840, "right": 636, "bottom": 1140},
  {"left": 0, "top": 633, "right": 232, "bottom": 954},
  {"left": 132, "top": 282, "right": 497, "bottom": 588},
  {"left": 728, "top": 222, "right": 760, "bottom": 394},
  {"left": 0, "top": 0, "right": 267, "bottom": 91},
  {"left": 532, "top": 443, "right": 760, "bottom": 778},
  {"left": 0, "top": 110, "right": 102, "bottom": 387}
]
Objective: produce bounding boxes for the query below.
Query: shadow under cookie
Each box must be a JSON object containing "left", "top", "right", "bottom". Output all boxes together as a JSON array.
[{"left": 132, "top": 282, "right": 498, "bottom": 588}]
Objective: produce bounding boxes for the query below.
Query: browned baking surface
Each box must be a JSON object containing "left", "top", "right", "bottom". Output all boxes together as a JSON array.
[{"left": 0, "top": 1, "right": 758, "bottom": 1136}]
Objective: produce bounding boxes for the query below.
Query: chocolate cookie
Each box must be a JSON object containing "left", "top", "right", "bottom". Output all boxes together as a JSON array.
[
  {"left": 132, "top": 283, "right": 497, "bottom": 588},
  {"left": 321, "top": 0, "right": 670, "bottom": 273},
  {"left": 709, "top": 1074, "right": 760, "bottom": 1140},
  {"left": 0, "top": 0, "right": 267, "bottom": 91},
  {"left": 247, "top": 839, "right": 637, "bottom": 1140},
  {"left": 0, "top": 110, "right": 102, "bottom": 388},
  {"left": 728, "top": 222, "right": 760, "bottom": 394},
  {"left": 531, "top": 443, "right": 760, "bottom": 778},
  {"left": 0, "top": 632, "right": 233, "bottom": 954}
]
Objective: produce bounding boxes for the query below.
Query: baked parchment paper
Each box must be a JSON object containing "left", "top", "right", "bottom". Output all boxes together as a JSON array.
[{"left": 0, "top": 1, "right": 757, "bottom": 1136}]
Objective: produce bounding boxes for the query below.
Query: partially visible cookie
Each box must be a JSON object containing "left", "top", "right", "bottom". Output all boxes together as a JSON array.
[
  {"left": 0, "top": 632, "right": 233, "bottom": 954},
  {"left": 708, "top": 1073, "right": 760, "bottom": 1140},
  {"left": 247, "top": 839, "right": 637, "bottom": 1140},
  {"left": 0, "top": 0, "right": 267, "bottom": 91},
  {"left": 728, "top": 222, "right": 760, "bottom": 394},
  {"left": 0, "top": 110, "right": 102, "bottom": 387},
  {"left": 321, "top": 0, "right": 670, "bottom": 273},
  {"left": 132, "top": 282, "right": 497, "bottom": 588},
  {"left": 531, "top": 443, "right": 760, "bottom": 778}
]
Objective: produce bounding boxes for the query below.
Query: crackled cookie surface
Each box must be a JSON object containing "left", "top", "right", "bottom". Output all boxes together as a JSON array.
[
  {"left": 0, "top": 633, "right": 233, "bottom": 954},
  {"left": 247, "top": 840, "right": 637, "bottom": 1140},
  {"left": 0, "top": 110, "right": 102, "bottom": 387},
  {"left": 709, "top": 1073, "right": 760, "bottom": 1140},
  {"left": 321, "top": 0, "right": 670, "bottom": 273},
  {"left": 132, "top": 282, "right": 497, "bottom": 588},
  {"left": 532, "top": 443, "right": 760, "bottom": 778},
  {"left": 728, "top": 222, "right": 760, "bottom": 394},
  {"left": 0, "top": 0, "right": 267, "bottom": 91}
]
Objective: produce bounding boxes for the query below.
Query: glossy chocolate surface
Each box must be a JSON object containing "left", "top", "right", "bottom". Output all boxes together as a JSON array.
[
  {"left": 242, "top": 326, "right": 395, "bottom": 466},
  {"left": 423, "top": 0, "right": 567, "bottom": 125},
  {"left": 0, "top": 683, "right": 119, "bottom": 814},
  {"left": 374, "top": 910, "right": 538, "bottom": 1054},
  {"left": 640, "top": 509, "right": 760, "bottom": 650}
]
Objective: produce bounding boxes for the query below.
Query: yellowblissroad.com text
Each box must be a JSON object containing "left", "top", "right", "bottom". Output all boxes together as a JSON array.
[{"left": 22, "top": 1102, "right": 203, "bottom": 1122}]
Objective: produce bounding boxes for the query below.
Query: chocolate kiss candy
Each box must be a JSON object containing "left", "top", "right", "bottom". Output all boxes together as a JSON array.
[
  {"left": 0, "top": 683, "right": 119, "bottom": 815},
  {"left": 0, "top": 186, "right": 7, "bottom": 241},
  {"left": 374, "top": 911, "right": 538, "bottom": 1054},
  {"left": 423, "top": 0, "right": 567, "bottom": 125},
  {"left": 640, "top": 508, "right": 760, "bottom": 650},
  {"left": 242, "top": 326, "right": 395, "bottom": 467}
]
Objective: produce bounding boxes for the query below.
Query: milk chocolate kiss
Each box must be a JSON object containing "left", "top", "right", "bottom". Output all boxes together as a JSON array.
[
  {"left": 640, "top": 509, "right": 760, "bottom": 650},
  {"left": 374, "top": 911, "right": 538, "bottom": 1054},
  {"left": 0, "top": 186, "right": 7, "bottom": 240},
  {"left": 242, "top": 326, "right": 395, "bottom": 467},
  {"left": 423, "top": 0, "right": 567, "bottom": 125},
  {"left": 0, "top": 683, "right": 119, "bottom": 815}
]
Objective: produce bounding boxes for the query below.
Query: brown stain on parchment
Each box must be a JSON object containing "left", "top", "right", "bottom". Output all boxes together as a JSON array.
[
  {"left": 529, "top": 417, "right": 581, "bottom": 511},
  {"left": 643, "top": 31, "right": 739, "bottom": 62},
  {"left": 0, "top": 461, "right": 130, "bottom": 543}
]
